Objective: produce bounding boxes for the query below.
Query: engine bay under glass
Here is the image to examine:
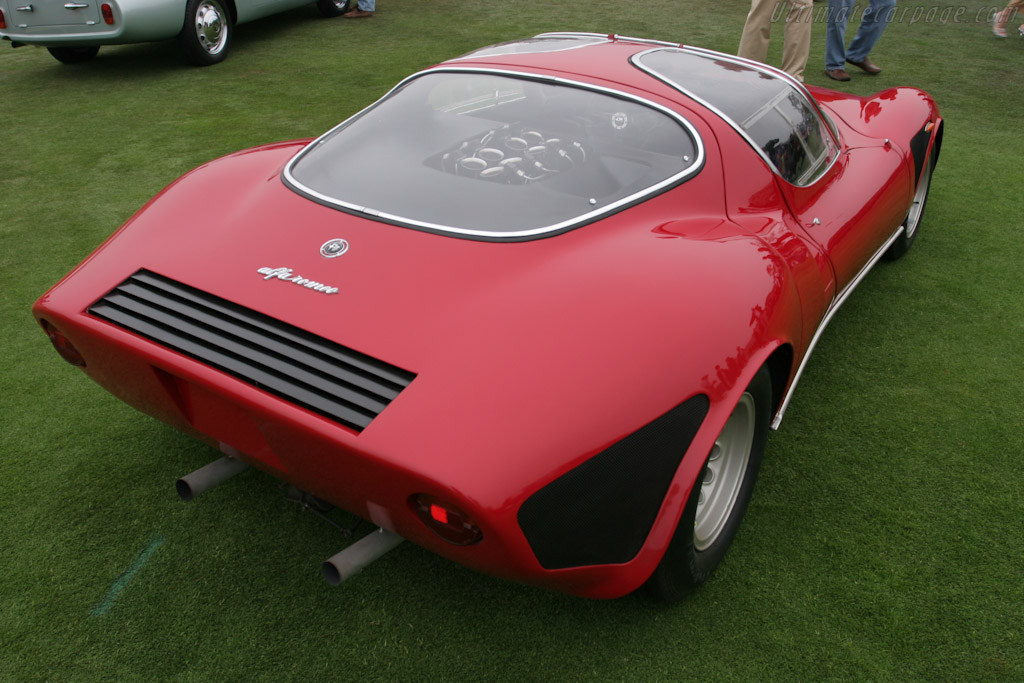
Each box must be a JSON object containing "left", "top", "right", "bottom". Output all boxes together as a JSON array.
[{"left": 284, "top": 70, "right": 703, "bottom": 239}]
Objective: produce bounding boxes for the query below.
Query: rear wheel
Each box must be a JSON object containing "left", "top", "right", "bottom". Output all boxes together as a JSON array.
[
  {"left": 885, "top": 151, "right": 935, "bottom": 260},
  {"left": 47, "top": 46, "right": 100, "bottom": 64},
  {"left": 177, "top": 0, "right": 232, "bottom": 66},
  {"left": 645, "top": 366, "right": 771, "bottom": 602},
  {"left": 316, "top": 0, "right": 351, "bottom": 17}
]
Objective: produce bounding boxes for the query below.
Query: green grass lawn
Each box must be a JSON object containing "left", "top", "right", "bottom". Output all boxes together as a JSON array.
[{"left": 2, "top": 1, "right": 1022, "bottom": 679}]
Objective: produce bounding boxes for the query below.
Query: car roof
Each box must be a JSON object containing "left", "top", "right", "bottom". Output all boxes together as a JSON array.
[
  {"left": 442, "top": 33, "right": 804, "bottom": 110},
  {"left": 283, "top": 35, "right": 838, "bottom": 240},
  {"left": 441, "top": 34, "right": 690, "bottom": 102},
  {"left": 443, "top": 34, "right": 840, "bottom": 187}
]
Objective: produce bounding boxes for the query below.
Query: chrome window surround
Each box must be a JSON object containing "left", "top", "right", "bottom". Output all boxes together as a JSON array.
[
  {"left": 452, "top": 34, "right": 610, "bottom": 60},
  {"left": 534, "top": 31, "right": 682, "bottom": 48},
  {"left": 282, "top": 66, "right": 706, "bottom": 241},
  {"left": 631, "top": 46, "right": 842, "bottom": 188}
]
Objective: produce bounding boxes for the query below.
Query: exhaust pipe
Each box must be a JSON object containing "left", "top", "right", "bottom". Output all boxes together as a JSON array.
[
  {"left": 322, "top": 528, "right": 404, "bottom": 586},
  {"left": 176, "top": 455, "right": 248, "bottom": 502}
]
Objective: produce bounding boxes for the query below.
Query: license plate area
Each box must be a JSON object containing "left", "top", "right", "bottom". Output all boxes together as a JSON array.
[{"left": 11, "top": 1, "right": 100, "bottom": 28}]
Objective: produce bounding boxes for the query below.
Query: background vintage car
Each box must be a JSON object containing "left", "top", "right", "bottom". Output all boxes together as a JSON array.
[
  {"left": 0, "top": 0, "right": 351, "bottom": 65},
  {"left": 32, "top": 33, "right": 941, "bottom": 601}
]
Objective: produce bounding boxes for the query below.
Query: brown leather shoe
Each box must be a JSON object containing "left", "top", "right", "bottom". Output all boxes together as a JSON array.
[
  {"left": 847, "top": 58, "right": 881, "bottom": 74},
  {"left": 342, "top": 8, "right": 372, "bottom": 17},
  {"left": 824, "top": 68, "right": 851, "bottom": 82}
]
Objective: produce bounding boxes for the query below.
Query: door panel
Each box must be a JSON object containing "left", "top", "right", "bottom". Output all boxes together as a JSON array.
[{"left": 782, "top": 145, "right": 911, "bottom": 291}]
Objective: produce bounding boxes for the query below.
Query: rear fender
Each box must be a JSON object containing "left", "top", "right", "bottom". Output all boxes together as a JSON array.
[{"left": 813, "top": 86, "right": 941, "bottom": 164}]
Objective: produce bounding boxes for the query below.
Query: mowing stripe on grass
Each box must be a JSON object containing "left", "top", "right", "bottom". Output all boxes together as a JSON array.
[{"left": 91, "top": 536, "right": 165, "bottom": 617}]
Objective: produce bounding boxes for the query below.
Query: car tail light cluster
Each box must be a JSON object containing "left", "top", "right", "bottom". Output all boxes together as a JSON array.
[
  {"left": 1, "top": 9, "right": 6, "bottom": 29},
  {"left": 40, "top": 320, "right": 86, "bottom": 367},
  {"left": 101, "top": 3, "right": 114, "bottom": 25},
  {"left": 410, "top": 493, "right": 482, "bottom": 545}
]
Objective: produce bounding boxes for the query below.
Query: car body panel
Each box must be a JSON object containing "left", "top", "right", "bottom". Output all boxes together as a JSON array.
[
  {"left": 33, "top": 35, "right": 942, "bottom": 598},
  {"left": 0, "top": 0, "right": 310, "bottom": 47}
]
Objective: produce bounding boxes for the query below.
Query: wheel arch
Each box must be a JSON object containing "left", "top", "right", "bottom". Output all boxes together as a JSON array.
[
  {"left": 932, "top": 118, "right": 944, "bottom": 165},
  {"left": 763, "top": 343, "right": 794, "bottom": 419},
  {"left": 222, "top": 0, "right": 237, "bottom": 25},
  {"left": 181, "top": 0, "right": 237, "bottom": 30}
]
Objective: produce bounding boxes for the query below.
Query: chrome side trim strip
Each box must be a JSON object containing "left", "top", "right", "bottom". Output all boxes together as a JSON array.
[
  {"left": 283, "top": 66, "right": 705, "bottom": 241},
  {"left": 770, "top": 226, "right": 904, "bottom": 430}
]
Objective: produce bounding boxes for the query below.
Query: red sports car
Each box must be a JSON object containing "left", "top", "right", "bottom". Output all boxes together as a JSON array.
[{"left": 33, "top": 33, "right": 942, "bottom": 600}]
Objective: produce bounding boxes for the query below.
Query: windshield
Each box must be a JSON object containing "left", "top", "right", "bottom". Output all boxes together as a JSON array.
[{"left": 284, "top": 70, "right": 703, "bottom": 239}]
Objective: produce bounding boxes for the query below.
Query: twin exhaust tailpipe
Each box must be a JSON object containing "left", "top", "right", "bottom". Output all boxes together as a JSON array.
[
  {"left": 175, "top": 454, "right": 249, "bottom": 502},
  {"left": 321, "top": 529, "right": 404, "bottom": 585},
  {"left": 177, "top": 454, "right": 403, "bottom": 586}
]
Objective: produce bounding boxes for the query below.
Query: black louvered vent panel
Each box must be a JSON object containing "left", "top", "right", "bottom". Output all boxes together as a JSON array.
[{"left": 87, "top": 270, "right": 415, "bottom": 432}]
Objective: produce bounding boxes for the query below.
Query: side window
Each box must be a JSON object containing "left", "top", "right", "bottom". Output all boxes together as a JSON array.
[
  {"left": 634, "top": 47, "right": 839, "bottom": 186},
  {"left": 741, "top": 90, "right": 836, "bottom": 185}
]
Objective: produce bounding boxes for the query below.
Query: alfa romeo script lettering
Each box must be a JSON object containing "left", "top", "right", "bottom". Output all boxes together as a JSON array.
[{"left": 257, "top": 267, "right": 339, "bottom": 294}]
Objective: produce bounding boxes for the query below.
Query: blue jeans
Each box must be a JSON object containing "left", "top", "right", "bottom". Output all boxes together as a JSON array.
[
  {"left": 825, "top": 0, "right": 896, "bottom": 70},
  {"left": 357, "top": 0, "right": 374, "bottom": 10}
]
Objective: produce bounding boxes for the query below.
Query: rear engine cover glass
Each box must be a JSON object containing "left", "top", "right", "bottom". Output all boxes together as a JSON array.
[{"left": 284, "top": 71, "right": 702, "bottom": 239}]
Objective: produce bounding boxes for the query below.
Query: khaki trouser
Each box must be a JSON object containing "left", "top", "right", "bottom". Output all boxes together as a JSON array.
[{"left": 737, "top": 0, "right": 814, "bottom": 81}]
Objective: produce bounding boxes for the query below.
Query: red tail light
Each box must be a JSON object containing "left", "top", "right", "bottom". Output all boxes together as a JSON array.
[
  {"left": 1, "top": 9, "right": 7, "bottom": 29},
  {"left": 41, "top": 320, "right": 86, "bottom": 367},
  {"left": 410, "top": 494, "right": 482, "bottom": 545},
  {"left": 101, "top": 3, "right": 114, "bottom": 24}
]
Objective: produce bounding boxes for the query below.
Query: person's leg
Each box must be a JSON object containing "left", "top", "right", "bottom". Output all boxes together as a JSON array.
[
  {"left": 1011, "top": 0, "right": 1024, "bottom": 34},
  {"left": 824, "top": 0, "right": 855, "bottom": 72},
  {"left": 345, "top": 0, "right": 373, "bottom": 15},
  {"left": 994, "top": 0, "right": 1024, "bottom": 34},
  {"left": 780, "top": 0, "right": 813, "bottom": 81},
  {"left": 738, "top": 0, "right": 779, "bottom": 64},
  {"left": 847, "top": 0, "right": 895, "bottom": 63}
]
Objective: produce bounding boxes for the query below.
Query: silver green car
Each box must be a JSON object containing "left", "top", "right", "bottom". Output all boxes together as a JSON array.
[{"left": 0, "top": 0, "right": 351, "bottom": 65}]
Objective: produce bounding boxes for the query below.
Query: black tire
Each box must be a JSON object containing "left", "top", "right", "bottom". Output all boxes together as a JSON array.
[
  {"left": 884, "top": 150, "right": 935, "bottom": 261},
  {"left": 47, "top": 46, "right": 100, "bottom": 64},
  {"left": 177, "top": 0, "right": 232, "bottom": 66},
  {"left": 316, "top": 0, "right": 351, "bottom": 17},
  {"left": 645, "top": 366, "right": 772, "bottom": 602}
]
